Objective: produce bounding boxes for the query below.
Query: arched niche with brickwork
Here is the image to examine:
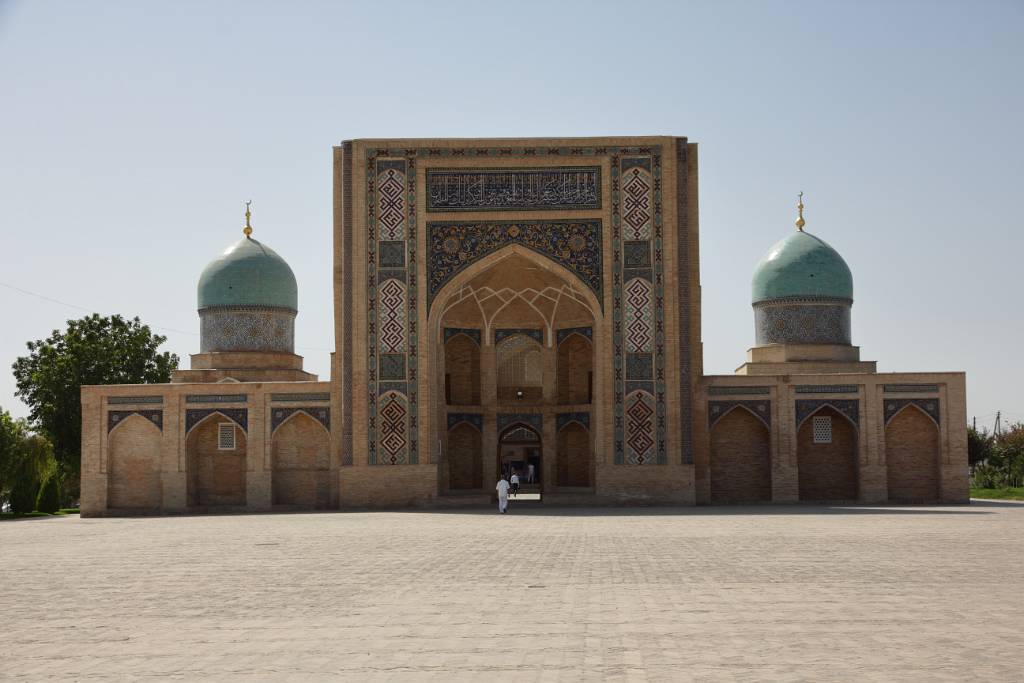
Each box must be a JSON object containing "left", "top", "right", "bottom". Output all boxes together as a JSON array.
[
  {"left": 885, "top": 404, "right": 940, "bottom": 502},
  {"left": 796, "top": 406, "right": 858, "bottom": 502},
  {"left": 557, "top": 332, "right": 593, "bottom": 405},
  {"left": 447, "top": 420, "right": 483, "bottom": 491},
  {"left": 271, "top": 411, "right": 330, "bottom": 508},
  {"left": 556, "top": 420, "right": 592, "bottom": 488},
  {"left": 186, "top": 411, "right": 247, "bottom": 507},
  {"left": 709, "top": 405, "right": 772, "bottom": 504},
  {"left": 444, "top": 332, "right": 481, "bottom": 406},
  {"left": 107, "top": 413, "right": 162, "bottom": 510}
]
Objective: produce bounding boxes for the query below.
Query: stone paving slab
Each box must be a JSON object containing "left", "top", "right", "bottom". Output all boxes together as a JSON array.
[{"left": 2, "top": 502, "right": 1023, "bottom": 681}]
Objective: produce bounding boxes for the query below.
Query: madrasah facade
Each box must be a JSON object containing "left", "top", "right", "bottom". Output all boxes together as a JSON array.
[{"left": 79, "top": 136, "right": 968, "bottom": 516}]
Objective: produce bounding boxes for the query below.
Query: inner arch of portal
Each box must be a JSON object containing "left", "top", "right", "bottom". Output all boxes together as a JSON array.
[{"left": 427, "top": 245, "right": 604, "bottom": 498}]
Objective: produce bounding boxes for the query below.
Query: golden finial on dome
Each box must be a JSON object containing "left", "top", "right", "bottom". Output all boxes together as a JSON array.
[
  {"left": 795, "top": 191, "right": 805, "bottom": 231},
  {"left": 244, "top": 200, "right": 253, "bottom": 237}
]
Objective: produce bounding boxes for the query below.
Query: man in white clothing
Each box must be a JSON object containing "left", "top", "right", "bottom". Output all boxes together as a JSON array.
[
  {"left": 496, "top": 476, "right": 510, "bottom": 513},
  {"left": 510, "top": 472, "right": 520, "bottom": 497},
  {"left": 527, "top": 462, "right": 535, "bottom": 484}
]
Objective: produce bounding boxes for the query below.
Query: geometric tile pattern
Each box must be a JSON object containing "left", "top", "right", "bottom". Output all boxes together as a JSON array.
[
  {"left": 625, "top": 278, "right": 653, "bottom": 353},
  {"left": 707, "top": 400, "right": 771, "bottom": 430},
  {"left": 107, "top": 410, "right": 162, "bottom": 433},
  {"left": 443, "top": 328, "right": 482, "bottom": 346},
  {"left": 884, "top": 398, "right": 940, "bottom": 426},
  {"left": 795, "top": 385, "right": 859, "bottom": 394},
  {"left": 624, "top": 390, "right": 656, "bottom": 465},
  {"left": 106, "top": 395, "right": 163, "bottom": 405},
  {"left": 426, "top": 167, "right": 601, "bottom": 212},
  {"left": 378, "top": 278, "right": 407, "bottom": 354},
  {"left": 556, "top": 412, "right": 590, "bottom": 431},
  {"left": 377, "top": 391, "right": 409, "bottom": 465},
  {"left": 447, "top": 413, "right": 483, "bottom": 431},
  {"left": 707, "top": 386, "right": 771, "bottom": 396},
  {"left": 622, "top": 165, "right": 653, "bottom": 240},
  {"left": 883, "top": 384, "right": 940, "bottom": 394},
  {"left": 271, "top": 406, "right": 330, "bottom": 433},
  {"left": 199, "top": 306, "right": 296, "bottom": 353},
  {"left": 795, "top": 399, "right": 858, "bottom": 430},
  {"left": 556, "top": 326, "right": 593, "bottom": 345},
  {"left": 368, "top": 157, "right": 418, "bottom": 465},
  {"left": 185, "top": 394, "right": 247, "bottom": 404},
  {"left": 754, "top": 302, "right": 851, "bottom": 346},
  {"left": 497, "top": 413, "right": 543, "bottom": 433},
  {"left": 614, "top": 154, "right": 665, "bottom": 465},
  {"left": 269, "top": 393, "right": 331, "bottom": 402},
  {"left": 426, "top": 220, "right": 603, "bottom": 310}
]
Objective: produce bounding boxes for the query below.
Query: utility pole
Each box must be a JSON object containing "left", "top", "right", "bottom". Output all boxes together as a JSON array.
[{"left": 994, "top": 411, "right": 1002, "bottom": 438}]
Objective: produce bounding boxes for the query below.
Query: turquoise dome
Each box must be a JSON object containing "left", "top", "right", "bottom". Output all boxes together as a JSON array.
[
  {"left": 197, "top": 237, "right": 298, "bottom": 311},
  {"left": 751, "top": 230, "right": 853, "bottom": 303}
]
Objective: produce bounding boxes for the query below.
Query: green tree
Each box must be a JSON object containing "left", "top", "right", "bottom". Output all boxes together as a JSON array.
[
  {"left": 967, "top": 425, "right": 994, "bottom": 467},
  {"left": 0, "top": 410, "right": 57, "bottom": 514},
  {"left": 0, "top": 408, "right": 28, "bottom": 508},
  {"left": 12, "top": 315, "right": 178, "bottom": 500}
]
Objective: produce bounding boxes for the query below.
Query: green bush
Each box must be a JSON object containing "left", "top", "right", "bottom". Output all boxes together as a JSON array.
[
  {"left": 36, "top": 476, "right": 61, "bottom": 513},
  {"left": 9, "top": 477, "right": 38, "bottom": 514}
]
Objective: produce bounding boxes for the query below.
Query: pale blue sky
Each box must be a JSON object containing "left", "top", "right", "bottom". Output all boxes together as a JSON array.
[{"left": 1, "top": 0, "right": 1021, "bottom": 430}]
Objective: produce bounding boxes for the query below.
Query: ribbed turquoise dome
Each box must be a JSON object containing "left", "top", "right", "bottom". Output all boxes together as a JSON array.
[
  {"left": 197, "top": 237, "right": 298, "bottom": 311},
  {"left": 751, "top": 230, "right": 853, "bottom": 303}
]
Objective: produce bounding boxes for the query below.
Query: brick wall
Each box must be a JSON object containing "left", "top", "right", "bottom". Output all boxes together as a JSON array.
[
  {"left": 710, "top": 408, "right": 771, "bottom": 503},
  {"left": 448, "top": 423, "right": 483, "bottom": 490},
  {"left": 885, "top": 407, "right": 940, "bottom": 502},
  {"left": 797, "top": 407, "right": 858, "bottom": 501},
  {"left": 272, "top": 413, "right": 330, "bottom": 507},
  {"left": 557, "top": 423, "right": 591, "bottom": 487},
  {"left": 557, "top": 335, "right": 593, "bottom": 405},
  {"left": 445, "top": 335, "right": 481, "bottom": 405},
  {"left": 187, "top": 418, "right": 247, "bottom": 507},
  {"left": 107, "top": 415, "right": 162, "bottom": 510}
]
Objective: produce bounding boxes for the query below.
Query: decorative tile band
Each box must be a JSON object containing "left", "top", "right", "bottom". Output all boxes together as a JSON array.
[
  {"left": 270, "top": 393, "right": 331, "bottom": 402},
  {"left": 707, "top": 386, "right": 771, "bottom": 396},
  {"left": 271, "top": 406, "right": 330, "bottom": 432},
  {"left": 754, "top": 302, "right": 851, "bottom": 346},
  {"left": 795, "top": 385, "right": 859, "bottom": 394},
  {"left": 556, "top": 326, "right": 593, "bottom": 345},
  {"left": 447, "top": 412, "right": 483, "bottom": 430},
  {"left": 427, "top": 220, "right": 603, "bottom": 310},
  {"left": 495, "top": 328, "right": 544, "bottom": 345},
  {"left": 707, "top": 400, "right": 771, "bottom": 429},
  {"left": 444, "top": 328, "right": 482, "bottom": 345},
  {"left": 885, "top": 398, "right": 940, "bottom": 425},
  {"left": 199, "top": 307, "right": 295, "bottom": 354},
  {"left": 107, "top": 396, "right": 163, "bottom": 405},
  {"left": 426, "top": 166, "right": 601, "bottom": 212},
  {"left": 884, "top": 384, "right": 940, "bottom": 394},
  {"left": 498, "top": 413, "right": 543, "bottom": 433},
  {"left": 556, "top": 412, "right": 590, "bottom": 431},
  {"left": 108, "top": 410, "right": 162, "bottom": 433},
  {"left": 185, "top": 408, "right": 247, "bottom": 433},
  {"left": 795, "top": 399, "right": 858, "bottom": 429},
  {"left": 185, "top": 394, "right": 247, "bottom": 404}
]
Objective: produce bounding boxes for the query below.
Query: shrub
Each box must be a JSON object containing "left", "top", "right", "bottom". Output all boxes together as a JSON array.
[
  {"left": 36, "top": 476, "right": 61, "bottom": 514},
  {"left": 9, "top": 477, "right": 38, "bottom": 514}
]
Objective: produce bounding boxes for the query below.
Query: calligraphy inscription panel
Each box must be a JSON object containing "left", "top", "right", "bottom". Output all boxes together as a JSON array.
[{"left": 426, "top": 167, "right": 601, "bottom": 212}]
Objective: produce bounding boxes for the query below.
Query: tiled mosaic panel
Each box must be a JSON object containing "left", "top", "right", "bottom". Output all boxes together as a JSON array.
[
  {"left": 108, "top": 410, "right": 162, "bottom": 433},
  {"left": 271, "top": 406, "right": 330, "bottom": 432},
  {"left": 624, "top": 391, "right": 656, "bottom": 465},
  {"left": 885, "top": 398, "right": 940, "bottom": 425},
  {"left": 427, "top": 220, "right": 603, "bottom": 310},
  {"left": 368, "top": 156, "right": 417, "bottom": 465},
  {"left": 556, "top": 412, "right": 590, "bottom": 431},
  {"left": 556, "top": 326, "right": 592, "bottom": 345},
  {"left": 495, "top": 328, "right": 544, "bottom": 345},
  {"left": 426, "top": 167, "right": 601, "bottom": 212},
  {"left": 447, "top": 412, "right": 483, "bottom": 430},
  {"left": 497, "top": 413, "right": 543, "bottom": 433},
  {"left": 614, "top": 154, "right": 664, "bottom": 465},
  {"left": 707, "top": 400, "right": 771, "bottom": 429},
  {"left": 795, "top": 399, "right": 858, "bottom": 429},
  {"left": 185, "top": 394, "right": 247, "bottom": 404},
  {"left": 107, "top": 395, "right": 163, "bottom": 405},
  {"left": 754, "top": 302, "right": 851, "bottom": 345},
  {"left": 185, "top": 408, "right": 248, "bottom": 434},
  {"left": 444, "top": 328, "right": 482, "bottom": 345},
  {"left": 199, "top": 307, "right": 295, "bottom": 353}
]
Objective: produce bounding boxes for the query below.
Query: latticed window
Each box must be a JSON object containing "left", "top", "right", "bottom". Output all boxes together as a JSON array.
[
  {"left": 218, "top": 423, "right": 236, "bottom": 450},
  {"left": 812, "top": 416, "right": 832, "bottom": 444}
]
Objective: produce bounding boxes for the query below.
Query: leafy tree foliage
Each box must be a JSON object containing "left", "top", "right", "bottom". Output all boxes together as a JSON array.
[
  {"left": 12, "top": 315, "right": 178, "bottom": 497},
  {"left": 971, "top": 422, "right": 1024, "bottom": 489},
  {"left": 967, "top": 425, "right": 994, "bottom": 466},
  {"left": 0, "top": 408, "right": 57, "bottom": 513},
  {"left": 36, "top": 474, "right": 62, "bottom": 514}
]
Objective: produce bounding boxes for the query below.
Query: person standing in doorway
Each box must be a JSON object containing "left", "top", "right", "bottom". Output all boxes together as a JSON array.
[
  {"left": 510, "top": 471, "right": 520, "bottom": 497},
  {"left": 527, "top": 462, "right": 535, "bottom": 484},
  {"left": 496, "top": 476, "right": 510, "bottom": 513}
]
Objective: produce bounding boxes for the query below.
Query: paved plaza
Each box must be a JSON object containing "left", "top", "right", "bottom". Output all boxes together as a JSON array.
[{"left": 2, "top": 502, "right": 1023, "bottom": 681}]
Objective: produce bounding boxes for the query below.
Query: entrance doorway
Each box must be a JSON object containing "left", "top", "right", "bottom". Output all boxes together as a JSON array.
[{"left": 498, "top": 423, "right": 542, "bottom": 500}]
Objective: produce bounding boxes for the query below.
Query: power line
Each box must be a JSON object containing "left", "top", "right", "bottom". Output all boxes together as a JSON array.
[{"left": 0, "top": 281, "right": 332, "bottom": 353}]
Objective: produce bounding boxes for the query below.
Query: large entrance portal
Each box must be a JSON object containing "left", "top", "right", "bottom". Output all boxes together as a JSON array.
[{"left": 432, "top": 246, "right": 600, "bottom": 501}]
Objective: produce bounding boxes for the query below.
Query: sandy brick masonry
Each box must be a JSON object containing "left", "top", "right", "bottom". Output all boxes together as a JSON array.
[{"left": 2, "top": 505, "right": 1022, "bottom": 681}]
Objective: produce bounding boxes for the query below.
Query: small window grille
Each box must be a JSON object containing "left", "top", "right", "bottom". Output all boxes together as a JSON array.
[
  {"left": 812, "top": 416, "right": 833, "bottom": 444},
  {"left": 218, "top": 423, "right": 236, "bottom": 450}
]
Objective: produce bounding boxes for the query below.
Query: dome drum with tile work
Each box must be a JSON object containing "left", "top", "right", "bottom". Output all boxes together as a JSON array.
[
  {"left": 197, "top": 236, "right": 299, "bottom": 354},
  {"left": 751, "top": 206, "right": 854, "bottom": 346}
]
